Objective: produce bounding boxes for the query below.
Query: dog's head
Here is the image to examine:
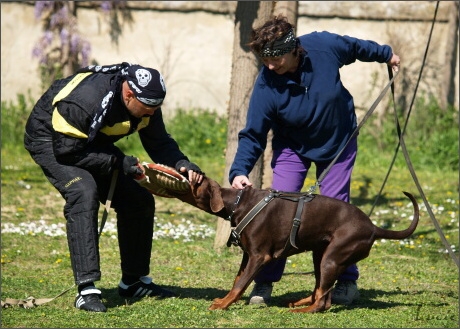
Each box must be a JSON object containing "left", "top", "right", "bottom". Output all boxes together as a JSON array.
[{"left": 171, "top": 176, "right": 225, "bottom": 215}]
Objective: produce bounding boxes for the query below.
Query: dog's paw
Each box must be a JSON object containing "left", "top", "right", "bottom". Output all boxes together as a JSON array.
[
  {"left": 209, "top": 302, "right": 224, "bottom": 310},
  {"left": 209, "top": 298, "right": 232, "bottom": 310},
  {"left": 289, "top": 302, "right": 330, "bottom": 313},
  {"left": 288, "top": 295, "right": 313, "bottom": 308}
]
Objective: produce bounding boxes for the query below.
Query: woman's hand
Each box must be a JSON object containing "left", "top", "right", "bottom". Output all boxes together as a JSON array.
[
  {"left": 387, "top": 53, "right": 400, "bottom": 72},
  {"left": 231, "top": 175, "right": 252, "bottom": 189}
]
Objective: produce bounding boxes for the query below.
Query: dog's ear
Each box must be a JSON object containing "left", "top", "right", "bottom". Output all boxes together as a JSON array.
[{"left": 209, "top": 180, "right": 225, "bottom": 213}]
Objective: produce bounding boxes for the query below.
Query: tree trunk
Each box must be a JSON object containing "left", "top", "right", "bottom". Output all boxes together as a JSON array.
[
  {"left": 213, "top": 1, "right": 274, "bottom": 249},
  {"left": 440, "top": 1, "right": 459, "bottom": 110},
  {"left": 261, "top": 1, "right": 299, "bottom": 188},
  {"left": 63, "top": 1, "right": 77, "bottom": 77}
]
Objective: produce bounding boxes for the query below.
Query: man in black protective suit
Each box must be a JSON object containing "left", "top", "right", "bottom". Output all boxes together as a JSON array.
[{"left": 24, "top": 62, "right": 204, "bottom": 312}]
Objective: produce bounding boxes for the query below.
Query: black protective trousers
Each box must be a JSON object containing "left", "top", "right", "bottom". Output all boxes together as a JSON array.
[{"left": 24, "top": 137, "right": 155, "bottom": 285}]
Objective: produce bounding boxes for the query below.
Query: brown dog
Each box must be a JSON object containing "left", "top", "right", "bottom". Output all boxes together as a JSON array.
[{"left": 170, "top": 175, "right": 419, "bottom": 313}]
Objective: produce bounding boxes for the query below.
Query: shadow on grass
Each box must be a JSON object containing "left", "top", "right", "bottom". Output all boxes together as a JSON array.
[
  {"left": 100, "top": 284, "right": 450, "bottom": 313},
  {"left": 270, "top": 288, "right": 450, "bottom": 312},
  {"left": 101, "top": 285, "right": 231, "bottom": 309}
]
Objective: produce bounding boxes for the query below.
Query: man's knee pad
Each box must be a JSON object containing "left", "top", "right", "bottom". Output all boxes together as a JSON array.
[{"left": 66, "top": 209, "right": 101, "bottom": 285}]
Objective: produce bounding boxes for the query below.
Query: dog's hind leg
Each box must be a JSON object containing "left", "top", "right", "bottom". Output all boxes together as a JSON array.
[
  {"left": 290, "top": 247, "right": 342, "bottom": 313},
  {"left": 288, "top": 248, "right": 324, "bottom": 308},
  {"left": 209, "top": 253, "right": 267, "bottom": 310}
]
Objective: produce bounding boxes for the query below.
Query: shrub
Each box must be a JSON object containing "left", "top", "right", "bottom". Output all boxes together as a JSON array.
[
  {"left": 114, "top": 108, "right": 228, "bottom": 179},
  {"left": 164, "top": 108, "right": 228, "bottom": 159},
  {"left": 2, "top": 94, "right": 456, "bottom": 172},
  {"left": 358, "top": 96, "right": 458, "bottom": 171},
  {"left": 1, "top": 92, "right": 36, "bottom": 148}
]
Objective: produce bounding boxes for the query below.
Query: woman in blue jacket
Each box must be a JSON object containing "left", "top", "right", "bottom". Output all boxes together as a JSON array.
[{"left": 229, "top": 15, "right": 400, "bottom": 306}]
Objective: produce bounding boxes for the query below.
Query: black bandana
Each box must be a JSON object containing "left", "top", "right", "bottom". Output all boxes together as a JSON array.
[
  {"left": 76, "top": 62, "right": 166, "bottom": 142},
  {"left": 260, "top": 29, "right": 296, "bottom": 58},
  {"left": 122, "top": 65, "right": 166, "bottom": 106}
]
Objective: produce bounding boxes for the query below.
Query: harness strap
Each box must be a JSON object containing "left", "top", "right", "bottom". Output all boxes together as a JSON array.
[
  {"left": 227, "top": 191, "right": 276, "bottom": 247},
  {"left": 234, "top": 192, "right": 277, "bottom": 235},
  {"left": 227, "top": 190, "right": 315, "bottom": 255},
  {"left": 289, "top": 196, "right": 307, "bottom": 249}
]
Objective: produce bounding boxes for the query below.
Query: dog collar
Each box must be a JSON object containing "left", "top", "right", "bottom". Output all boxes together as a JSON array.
[{"left": 227, "top": 188, "right": 244, "bottom": 221}]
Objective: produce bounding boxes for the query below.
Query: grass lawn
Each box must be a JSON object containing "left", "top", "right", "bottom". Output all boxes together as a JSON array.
[{"left": 1, "top": 146, "right": 458, "bottom": 328}]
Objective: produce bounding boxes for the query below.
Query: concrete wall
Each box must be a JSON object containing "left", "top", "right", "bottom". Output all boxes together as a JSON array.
[{"left": 1, "top": 1, "right": 458, "bottom": 117}]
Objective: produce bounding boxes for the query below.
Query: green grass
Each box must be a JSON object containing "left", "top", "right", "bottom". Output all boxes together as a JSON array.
[
  {"left": 1, "top": 104, "right": 459, "bottom": 328},
  {"left": 1, "top": 143, "right": 458, "bottom": 328}
]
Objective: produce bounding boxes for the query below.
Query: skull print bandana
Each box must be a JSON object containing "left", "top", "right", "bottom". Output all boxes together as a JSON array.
[
  {"left": 122, "top": 65, "right": 166, "bottom": 106},
  {"left": 76, "top": 62, "right": 166, "bottom": 142}
]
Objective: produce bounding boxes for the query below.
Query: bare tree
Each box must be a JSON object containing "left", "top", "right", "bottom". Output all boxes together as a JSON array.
[
  {"left": 261, "top": 2, "right": 299, "bottom": 188},
  {"left": 440, "top": 1, "right": 459, "bottom": 110},
  {"left": 213, "top": 1, "right": 275, "bottom": 249},
  {"left": 214, "top": 1, "right": 299, "bottom": 249}
]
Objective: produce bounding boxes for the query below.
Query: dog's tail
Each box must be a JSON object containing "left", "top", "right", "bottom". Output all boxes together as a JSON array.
[{"left": 372, "top": 191, "right": 419, "bottom": 240}]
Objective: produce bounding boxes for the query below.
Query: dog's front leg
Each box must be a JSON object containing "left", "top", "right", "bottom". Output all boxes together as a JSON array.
[
  {"left": 210, "top": 252, "right": 249, "bottom": 308},
  {"left": 233, "top": 251, "right": 250, "bottom": 286},
  {"left": 209, "top": 253, "right": 264, "bottom": 310}
]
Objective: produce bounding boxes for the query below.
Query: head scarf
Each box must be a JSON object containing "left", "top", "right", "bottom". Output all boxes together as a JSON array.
[
  {"left": 122, "top": 65, "right": 166, "bottom": 106},
  {"left": 76, "top": 62, "right": 166, "bottom": 141},
  {"left": 259, "top": 29, "right": 296, "bottom": 57}
]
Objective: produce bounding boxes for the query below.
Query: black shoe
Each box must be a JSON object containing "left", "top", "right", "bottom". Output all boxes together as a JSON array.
[
  {"left": 331, "top": 280, "right": 360, "bottom": 305},
  {"left": 74, "top": 287, "right": 107, "bottom": 312},
  {"left": 118, "top": 276, "right": 176, "bottom": 298}
]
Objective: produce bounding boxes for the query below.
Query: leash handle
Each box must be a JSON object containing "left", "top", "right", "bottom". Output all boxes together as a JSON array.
[
  {"left": 99, "top": 168, "right": 119, "bottom": 237},
  {"left": 1, "top": 284, "right": 75, "bottom": 309}
]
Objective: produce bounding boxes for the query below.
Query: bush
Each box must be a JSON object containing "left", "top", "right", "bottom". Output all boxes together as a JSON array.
[
  {"left": 358, "top": 96, "right": 458, "bottom": 171},
  {"left": 406, "top": 97, "right": 458, "bottom": 170},
  {"left": 164, "top": 108, "right": 228, "bottom": 159},
  {"left": 115, "top": 108, "right": 228, "bottom": 180},
  {"left": 1, "top": 92, "right": 36, "bottom": 148},
  {"left": 2, "top": 94, "right": 456, "bottom": 173}
]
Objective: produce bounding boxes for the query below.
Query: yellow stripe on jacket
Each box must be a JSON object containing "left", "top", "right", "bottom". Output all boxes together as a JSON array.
[
  {"left": 51, "top": 72, "right": 93, "bottom": 138},
  {"left": 51, "top": 72, "right": 150, "bottom": 138},
  {"left": 52, "top": 108, "right": 89, "bottom": 138},
  {"left": 99, "top": 117, "right": 150, "bottom": 135}
]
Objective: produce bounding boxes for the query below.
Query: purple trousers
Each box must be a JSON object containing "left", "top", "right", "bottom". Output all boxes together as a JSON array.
[{"left": 254, "top": 137, "right": 359, "bottom": 284}]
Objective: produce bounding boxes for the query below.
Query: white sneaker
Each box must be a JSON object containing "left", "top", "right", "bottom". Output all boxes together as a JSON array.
[
  {"left": 248, "top": 282, "right": 273, "bottom": 305},
  {"left": 331, "top": 280, "right": 360, "bottom": 305}
]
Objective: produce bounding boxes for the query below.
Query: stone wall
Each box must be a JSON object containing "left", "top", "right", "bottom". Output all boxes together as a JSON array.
[{"left": 1, "top": 1, "right": 458, "bottom": 116}]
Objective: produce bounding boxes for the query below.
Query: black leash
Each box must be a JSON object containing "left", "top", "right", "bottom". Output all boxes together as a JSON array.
[
  {"left": 99, "top": 168, "right": 119, "bottom": 237},
  {"left": 367, "top": 1, "right": 458, "bottom": 268},
  {"left": 308, "top": 69, "right": 400, "bottom": 194},
  {"left": 369, "top": 1, "right": 439, "bottom": 216},
  {"left": 386, "top": 66, "right": 459, "bottom": 268}
]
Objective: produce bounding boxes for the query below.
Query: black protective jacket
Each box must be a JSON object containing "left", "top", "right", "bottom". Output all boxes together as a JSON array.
[{"left": 25, "top": 71, "right": 188, "bottom": 174}]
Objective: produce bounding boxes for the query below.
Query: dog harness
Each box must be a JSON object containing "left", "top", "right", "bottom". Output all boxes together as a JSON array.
[{"left": 226, "top": 189, "right": 315, "bottom": 256}]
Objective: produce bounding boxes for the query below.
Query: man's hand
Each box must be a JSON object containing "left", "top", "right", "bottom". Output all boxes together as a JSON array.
[
  {"left": 175, "top": 159, "right": 204, "bottom": 184},
  {"left": 122, "top": 156, "right": 144, "bottom": 178}
]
